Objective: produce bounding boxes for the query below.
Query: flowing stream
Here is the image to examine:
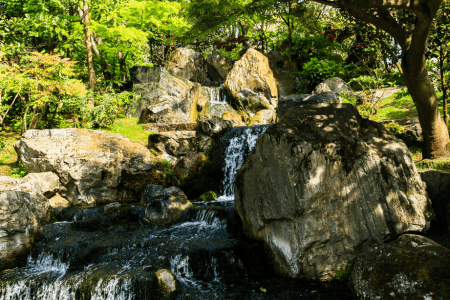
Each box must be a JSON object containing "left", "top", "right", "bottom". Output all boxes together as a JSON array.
[{"left": 0, "top": 127, "right": 350, "bottom": 300}]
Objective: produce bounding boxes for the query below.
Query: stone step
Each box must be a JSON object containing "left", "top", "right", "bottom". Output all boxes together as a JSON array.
[{"left": 143, "top": 122, "right": 198, "bottom": 132}]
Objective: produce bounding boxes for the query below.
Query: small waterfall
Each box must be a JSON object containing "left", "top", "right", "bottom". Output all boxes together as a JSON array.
[{"left": 217, "top": 125, "right": 269, "bottom": 201}]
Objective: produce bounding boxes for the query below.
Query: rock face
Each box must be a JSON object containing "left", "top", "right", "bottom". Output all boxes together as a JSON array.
[
  {"left": 248, "top": 109, "right": 276, "bottom": 126},
  {"left": 352, "top": 234, "right": 450, "bottom": 300},
  {"left": 277, "top": 94, "right": 312, "bottom": 119},
  {"left": 15, "top": 129, "right": 164, "bottom": 204},
  {"left": 142, "top": 186, "right": 191, "bottom": 225},
  {"left": 419, "top": 170, "right": 450, "bottom": 228},
  {"left": 271, "top": 67, "right": 296, "bottom": 97},
  {"left": 148, "top": 131, "right": 198, "bottom": 158},
  {"left": 197, "top": 117, "right": 232, "bottom": 137},
  {"left": 235, "top": 103, "right": 433, "bottom": 280},
  {"left": 206, "top": 51, "right": 234, "bottom": 82},
  {"left": 224, "top": 48, "right": 278, "bottom": 112},
  {"left": 312, "top": 77, "right": 351, "bottom": 94},
  {"left": 130, "top": 66, "right": 199, "bottom": 120},
  {"left": 165, "top": 48, "right": 207, "bottom": 83},
  {"left": 0, "top": 172, "right": 61, "bottom": 198},
  {"left": 0, "top": 190, "right": 49, "bottom": 270}
]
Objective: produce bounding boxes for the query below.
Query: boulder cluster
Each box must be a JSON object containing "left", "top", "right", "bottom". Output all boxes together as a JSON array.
[{"left": 1, "top": 47, "right": 448, "bottom": 300}]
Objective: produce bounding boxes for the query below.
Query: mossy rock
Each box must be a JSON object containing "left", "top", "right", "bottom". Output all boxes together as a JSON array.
[{"left": 198, "top": 191, "right": 218, "bottom": 202}]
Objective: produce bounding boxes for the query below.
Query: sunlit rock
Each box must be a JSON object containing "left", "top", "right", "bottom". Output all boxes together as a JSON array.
[
  {"left": 14, "top": 129, "right": 163, "bottom": 205},
  {"left": 235, "top": 103, "right": 433, "bottom": 280}
]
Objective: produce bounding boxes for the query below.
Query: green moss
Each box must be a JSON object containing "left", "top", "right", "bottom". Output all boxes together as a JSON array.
[
  {"left": 384, "top": 122, "right": 406, "bottom": 134},
  {"left": 335, "top": 263, "right": 353, "bottom": 281},
  {"left": 198, "top": 191, "right": 217, "bottom": 202}
]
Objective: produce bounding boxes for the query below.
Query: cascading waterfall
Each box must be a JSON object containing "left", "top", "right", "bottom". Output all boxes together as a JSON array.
[{"left": 217, "top": 125, "right": 269, "bottom": 201}]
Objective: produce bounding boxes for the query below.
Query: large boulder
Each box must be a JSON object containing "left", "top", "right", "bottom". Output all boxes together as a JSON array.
[
  {"left": 206, "top": 51, "right": 234, "bottom": 82},
  {"left": 0, "top": 172, "right": 61, "bottom": 198},
  {"left": 130, "top": 66, "right": 200, "bottom": 120},
  {"left": 312, "top": 77, "right": 351, "bottom": 94},
  {"left": 235, "top": 103, "right": 433, "bottom": 280},
  {"left": 277, "top": 92, "right": 342, "bottom": 120},
  {"left": 352, "top": 234, "right": 450, "bottom": 300},
  {"left": 224, "top": 48, "right": 278, "bottom": 113},
  {"left": 165, "top": 48, "right": 207, "bottom": 83},
  {"left": 0, "top": 190, "right": 49, "bottom": 270},
  {"left": 142, "top": 186, "right": 191, "bottom": 225},
  {"left": 14, "top": 129, "right": 165, "bottom": 205}
]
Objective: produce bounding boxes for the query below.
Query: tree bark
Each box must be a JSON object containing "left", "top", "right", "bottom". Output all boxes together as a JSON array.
[
  {"left": 78, "top": 2, "right": 96, "bottom": 91},
  {"left": 310, "top": 0, "right": 449, "bottom": 158}
]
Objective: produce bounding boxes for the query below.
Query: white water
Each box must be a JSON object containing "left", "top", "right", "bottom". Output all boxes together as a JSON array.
[{"left": 216, "top": 126, "right": 269, "bottom": 202}]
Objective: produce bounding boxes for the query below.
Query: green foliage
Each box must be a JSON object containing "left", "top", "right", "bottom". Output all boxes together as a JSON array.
[
  {"left": 11, "top": 161, "right": 27, "bottom": 178},
  {"left": 63, "top": 91, "right": 138, "bottom": 129},
  {"left": 384, "top": 122, "right": 406, "bottom": 135},
  {"left": 357, "top": 103, "right": 372, "bottom": 119},
  {"left": 335, "top": 263, "right": 353, "bottom": 281},
  {"left": 300, "top": 57, "right": 358, "bottom": 91},
  {"left": 198, "top": 191, "right": 217, "bottom": 202}
]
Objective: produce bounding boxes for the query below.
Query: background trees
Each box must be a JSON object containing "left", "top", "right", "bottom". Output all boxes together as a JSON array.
[{"left": 0, "top": 0, "right": 449, "bottom": 159}]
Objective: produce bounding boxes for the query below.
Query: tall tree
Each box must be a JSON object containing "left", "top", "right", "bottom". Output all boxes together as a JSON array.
[
  {"left": 311, "top": 0, "right": 449, "bottom": 158},
  {"left": 78, "top": 1, "right": 96, "bottom": 91}
]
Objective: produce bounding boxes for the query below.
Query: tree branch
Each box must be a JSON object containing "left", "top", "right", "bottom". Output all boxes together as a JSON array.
[
  {"left": 345, "top": 8, "right": 410, "bottom": 49},
  {"left": 311, "top": 0, "right": 414, "bottom": 10}
]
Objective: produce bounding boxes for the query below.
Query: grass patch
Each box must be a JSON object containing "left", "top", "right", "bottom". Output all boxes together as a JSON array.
[
  {"left": 0, "top": 132, "right": 21, "bottom": 177},
  {"left": 100, "top": 117, "right": 154, "bottom": 146},
  {"left": 371, "top": 90, "right": 417, "bottom": 121},
  {"left": 409, "top": 146, "right": 450, "bottom": 172}
]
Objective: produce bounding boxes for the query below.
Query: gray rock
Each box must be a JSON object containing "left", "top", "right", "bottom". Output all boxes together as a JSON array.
[
  {"left": 304, "top": 92, "right": 342, "bottom": 104},
  {"left": 0, "top": 172, "right": 61, "bottom": 198},
  {"left": 14, "top": 129, "right": 164, "bottom": 205},
  {"left": 0, "top": 190, "right": 49, "bottom": 269},
  {"left": 130, "top": 66, "right": 200, "bottom": 120},
  {"left": 312, "top": 77, "right": 351, "bottom": 94},
  {"left": 420, "top": 170, "right": 450, "bottom": 228},
  {"left": 165, "top": 48, "right": 207, "bottom": 83},
  {"left": 379, "top": 119, "right": 423, "bottom": 147},
  {"left": 154, "top": 269, "right": 179, "bottom": 300},
  {"left": 277, "top": 94, "right": 312, "bottom": 119},
  {"left": 104, "top": 202, "right": 121, "bottom": 211},
  {"left": 143, "top": 187, "right": 191, "bottom": 225},
  {"left": 148, "top": 131, "right": 197, "bottom": 157},
  {"left": 141, "top": 185, "right": 164, "bottom": 203},
  {"left": 206, "top": 51, "right": 234, "bottom": 82},
  {"left": 271, "top": 67, "right": 296, "bottom": 97},
  {"left": 197, "top": 117, "right": 232, "bottom": 137},
  {"left": 235, "top": 103, "right": 433, "bottom": 280},
  {"left": 352, "top": 234, "right": 450, "bottom": 300}
]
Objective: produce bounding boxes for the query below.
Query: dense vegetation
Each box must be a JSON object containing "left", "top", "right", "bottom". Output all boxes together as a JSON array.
[{"left": 0, "top": 0, "right": 450, "bottom": 161}]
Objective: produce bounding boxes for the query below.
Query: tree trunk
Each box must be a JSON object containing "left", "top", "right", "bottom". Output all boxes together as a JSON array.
[
  {"left": 78, "top": 2, "right": 96, "bottom": 91},
  {"left": 21, "top": 96, "right": 31, "bottom": 133},
  {"left": 402, "top": 52, "right": 449, "bottom": 158}
]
